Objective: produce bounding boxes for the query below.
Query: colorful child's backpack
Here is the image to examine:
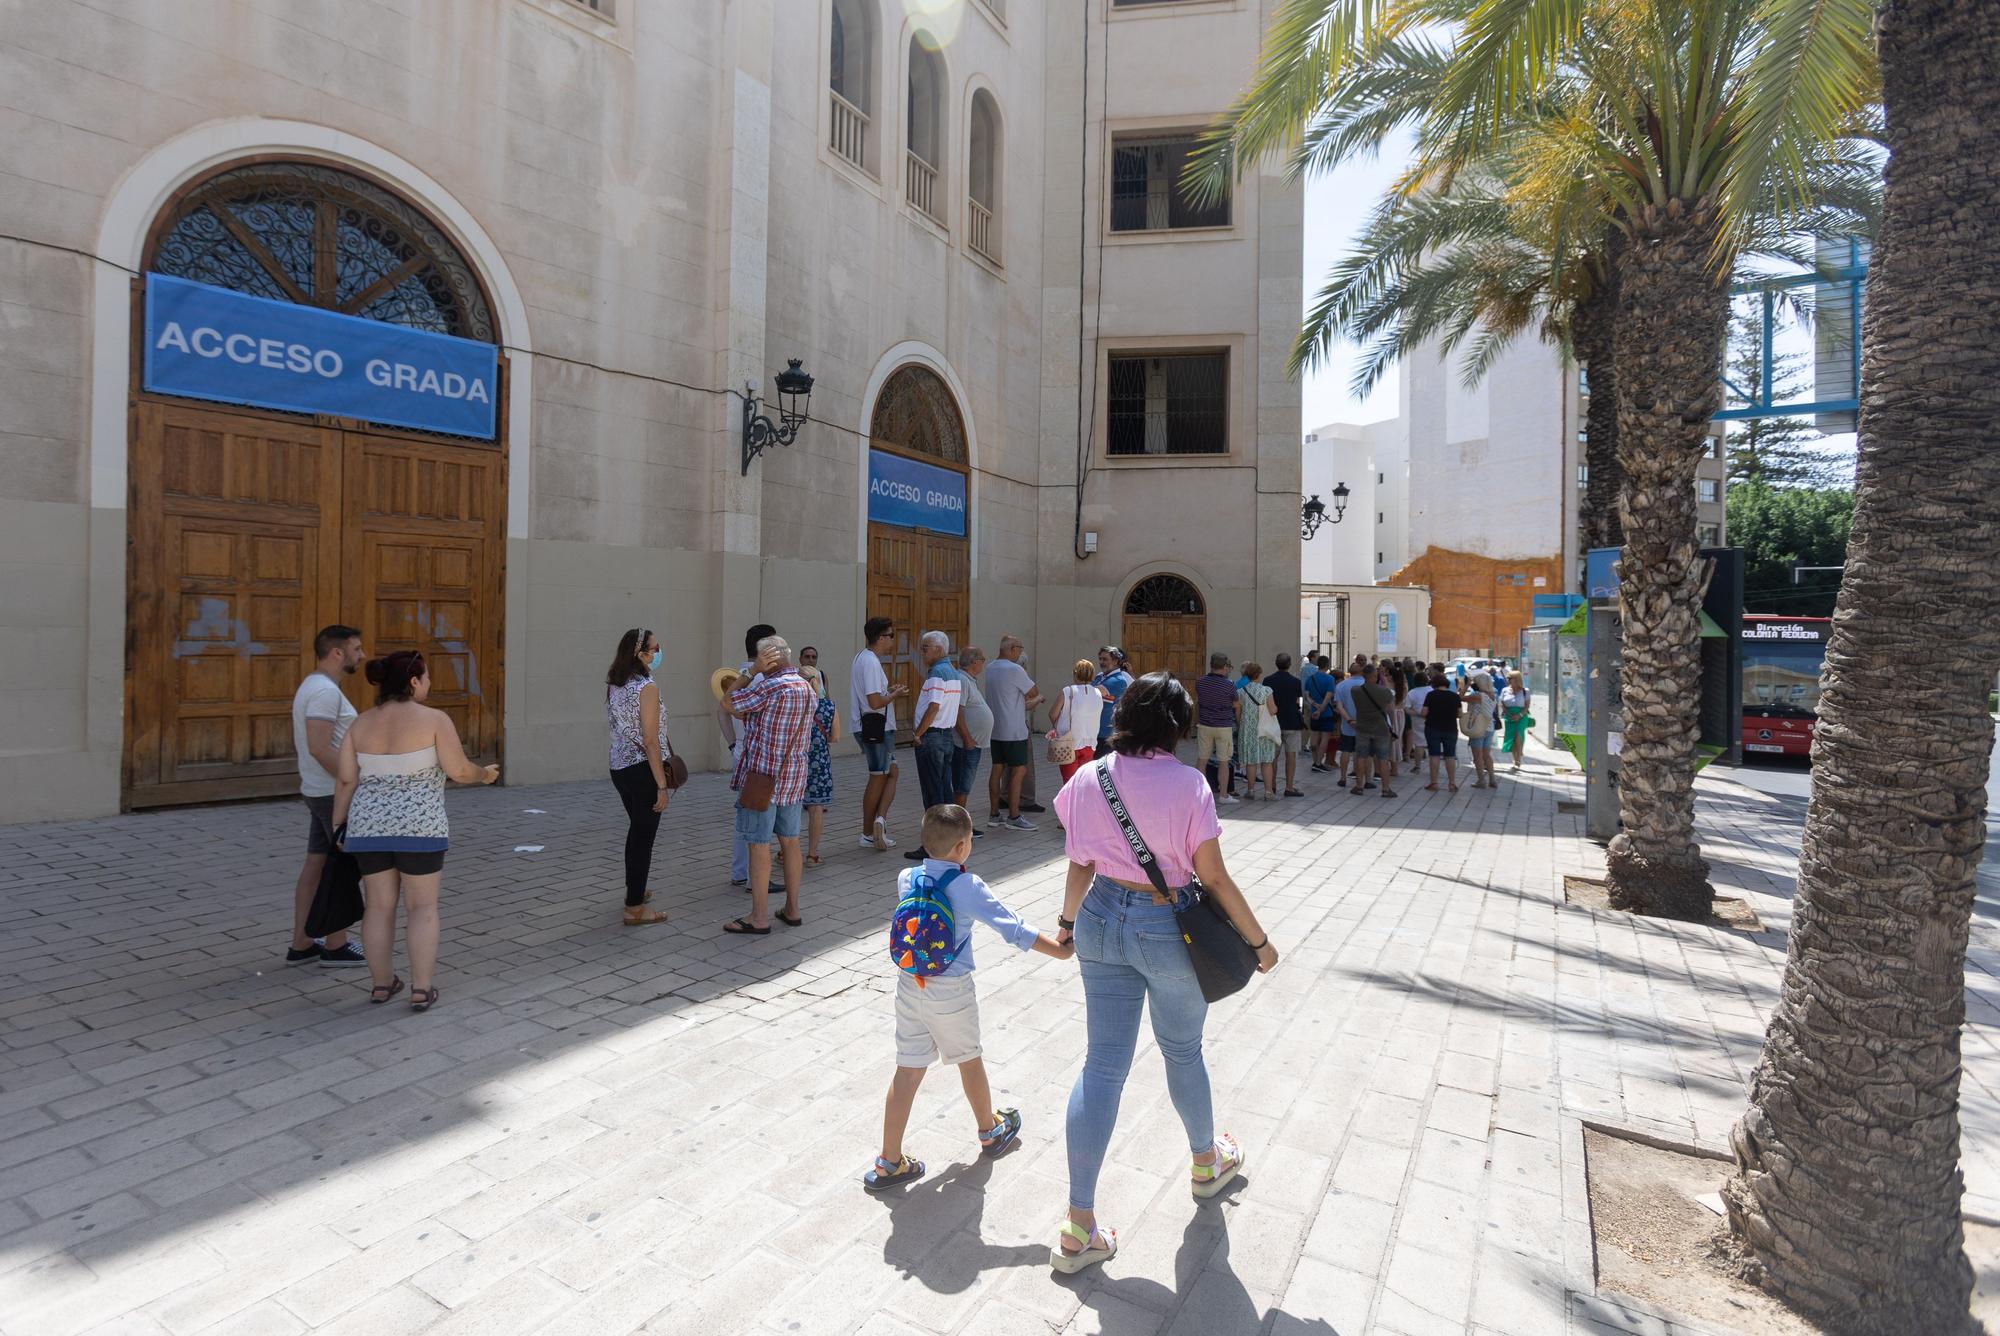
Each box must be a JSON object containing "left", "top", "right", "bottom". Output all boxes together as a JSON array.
[{"left": 890, "top": 867, "right": 962, "bottom": 985}]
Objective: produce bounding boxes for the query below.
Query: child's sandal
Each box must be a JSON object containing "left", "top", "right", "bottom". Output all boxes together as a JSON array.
[
  {"left": 863, "top": 1154, "right": 925, "bottom": 1193},
  {"left": 980, "top": 1108, "right": 1022, "bottom": 1158},
  {"left": 1050, "top": 1218, "right": 1117, "bottom": 1274}
]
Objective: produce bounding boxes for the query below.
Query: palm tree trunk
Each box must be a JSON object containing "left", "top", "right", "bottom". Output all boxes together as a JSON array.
[
  {"left": 1723, "top": 0, "right": 1999, "bottom": 1329},
  {"left": 1577, "top": 261, "right": 1624, "bottom": 554},
  {"left": 1602, "top": 204, "right": 1724, "bottom": 921}
]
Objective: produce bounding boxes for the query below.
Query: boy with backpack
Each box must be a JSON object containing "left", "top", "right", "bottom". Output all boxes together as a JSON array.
[{"left": 864, "top": 803, "right": 1073, "bottom": 1192}]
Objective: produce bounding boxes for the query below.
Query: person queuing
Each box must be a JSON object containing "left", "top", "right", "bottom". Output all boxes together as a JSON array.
[
  {"left": 287, "top": 624, "right": 368, "bottom": 968},
  {"left": 955, "top": 647, "right": 994, "bottom": 837},
  {"left": 1192, "top": 653, "right": 1240, "bottom": 805},
  {"left": 906, "top": 631, "right": 973, "bottom": 861},
  {"left": 1050, "top": 660, "right": 1113, "bottom": 788},
  {"left": 332, "top": 650, "right": 499, "bottom": 1012},
  {"left": 1334, "top": 661, "right": 1367, "bottom": 787},
  {"left": 1420, "top": 670, "right": 1463, "bottom": 792},
  {"left": 1091, "top": 646, "right": 1131, "bottom": 759},
  {"left": 1264, "top": 653, "right": 1306, "bottom": 797},
  {"left": 722, "top": 636, "right": 816, "bottom": 935},
  {"left": 605, "top": 628, "right": 674, "bottom": 927},
  {"left": 1233, "top": 663, "right": 1279, "bottom": 801},
  {"left": 1048, "top": 671, "right": 1279, "bottom": 1274},
  {"left": 1347, "top": 662, "right": 1399, "bottom": 799},
  {"left": 799, "top": 658, "right": 840, "bottom": 865},
  {"left": 1464, "top": 672, "right": 1501, "bottom": 789},
  {"left": 729, "top": 623, "right": 777, "bottom": 886},
  {"left": 1500, "top": 669, "right": 1532, "bottom": 771},
  {"left": 850, "top": 617, "right": 908, "bottom": 851},
  {"left": 984, "top": 635, "right": 1041, "bottom": 831},
  {"left": 1306, "top": 656, "right": 1339, "bottom": 774}
]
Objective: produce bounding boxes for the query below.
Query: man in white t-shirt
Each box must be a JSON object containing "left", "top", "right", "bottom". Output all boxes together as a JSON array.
[
  {"left": 288, "top": 625, "right": 368, "bottom": 967},
  {"left": 850, "top": 616, "right": 908, "bottom": 851}
]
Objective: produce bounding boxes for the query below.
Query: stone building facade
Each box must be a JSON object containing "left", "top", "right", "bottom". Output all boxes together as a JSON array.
[{"left": 0, "top": 0, "right": 1302, "bottom": 822}]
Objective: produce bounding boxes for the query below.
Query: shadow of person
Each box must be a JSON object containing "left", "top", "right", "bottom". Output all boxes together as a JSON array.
[
  {"left": 1059, "top": 1193, "right": 1344, "bottom": 1336},
  {"left": 875, "top": 1155, "right": 1048, "bottom": 1294}
]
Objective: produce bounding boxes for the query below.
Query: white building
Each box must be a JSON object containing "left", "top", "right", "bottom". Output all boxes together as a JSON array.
[{"left": 0, "top": 0, "right": 1302, "bottom": 822}]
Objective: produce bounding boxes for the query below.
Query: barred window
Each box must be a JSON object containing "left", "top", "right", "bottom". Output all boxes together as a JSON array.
[
  {"left": 1111, "top": 135, "right": 1229, "bottom": 232},
  {"left": 1107, "top": 352, "right": 1227, "bottom": 456}
]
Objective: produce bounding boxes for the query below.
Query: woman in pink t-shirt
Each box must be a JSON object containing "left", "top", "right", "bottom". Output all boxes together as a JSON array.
[{"left": 1047, "top": 672, "right": 1280, "bottom": 1274}]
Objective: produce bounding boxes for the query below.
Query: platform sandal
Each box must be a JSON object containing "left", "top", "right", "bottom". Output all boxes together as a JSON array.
[
  {"left": 863, "top": 1154, "right": 925, "bottom": 1193},
  {"left": 1050, "top": 1218, "right": 1117, "bottom": 1274},
  {"left": 1191, "top": 1132, "right": 1244, "bottom": 1199}
]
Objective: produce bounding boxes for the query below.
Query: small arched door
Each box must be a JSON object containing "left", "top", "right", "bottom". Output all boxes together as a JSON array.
[
  {"left": 125, "top": 160, "right": 506, "bottom": 808},
  {"left": 1121, "top": 575, "right": 1206, "bottom": 685}
]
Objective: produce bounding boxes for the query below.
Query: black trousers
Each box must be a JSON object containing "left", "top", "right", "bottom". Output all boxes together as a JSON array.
[{"left": 609, "top": 762, "right": 663, "bottom": 907}]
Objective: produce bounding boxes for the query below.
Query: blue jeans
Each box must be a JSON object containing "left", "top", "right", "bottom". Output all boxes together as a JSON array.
[
  {"left": 915, "top": 728, "right": 957, "bottom": 811},
  {"left": 1065, "top": 876, "right": 1214, "bottom": 1211}
]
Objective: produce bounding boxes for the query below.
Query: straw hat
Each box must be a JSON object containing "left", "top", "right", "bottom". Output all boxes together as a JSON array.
[{"left": 709, "top": 666, "right": 743, "bottom": 701}]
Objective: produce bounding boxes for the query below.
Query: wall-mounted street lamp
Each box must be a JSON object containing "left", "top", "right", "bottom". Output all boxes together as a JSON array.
[
  {"left": 741, "top": 358, "right": 815, "bottom": 475},
  {"left": 1301, "top": 482, "right": 1350, "bottom": 540}
]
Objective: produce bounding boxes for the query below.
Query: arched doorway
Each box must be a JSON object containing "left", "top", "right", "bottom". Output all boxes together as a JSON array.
[
  {"left": 1122, "top": 574, "right": 1206, "bottom": 685},
  {"left": 125, "top": 160, "right": 506, "bottom": 808},
  {"left": 865, "top": 364, "right": 970, "bottom": 710}
]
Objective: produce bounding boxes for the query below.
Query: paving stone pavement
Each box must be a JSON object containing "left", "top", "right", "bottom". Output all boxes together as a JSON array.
[{"left": 2, "top": 743, "right": 1997, "bottom": 1336}]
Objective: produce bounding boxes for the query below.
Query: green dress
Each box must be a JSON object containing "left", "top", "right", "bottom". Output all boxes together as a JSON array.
[
  {"left": 1236, "top": 682, "right": 1279, "bottom": 765},
  {"left": 1500, "top": 688, "right": 1533, "bottom": 751}
]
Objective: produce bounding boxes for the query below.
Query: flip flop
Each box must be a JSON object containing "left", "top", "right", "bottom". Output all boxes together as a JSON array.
[
  {"left": 1050, "top": 1219, "right": 1117, "bottom": 1274},
  {"left": 774, "top": 908, "right": 802, "bottom": 928},
  {"left": 863, "top": 1155, "right": 925, "bottom": 1193},
  {"left": 723, "top": 917, "right": 771, "bottom": 935}
]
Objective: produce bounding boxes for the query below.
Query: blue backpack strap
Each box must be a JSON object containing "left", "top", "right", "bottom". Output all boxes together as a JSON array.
[{"left": 931, "top": 867, "right": 962, "bottom": 895}]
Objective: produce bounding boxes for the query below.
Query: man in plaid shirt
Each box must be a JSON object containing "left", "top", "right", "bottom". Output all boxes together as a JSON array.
[{"left": 722, "top": 635, "right": 818, "bottom": 935}]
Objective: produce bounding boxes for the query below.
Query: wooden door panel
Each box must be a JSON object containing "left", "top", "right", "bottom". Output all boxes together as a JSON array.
[
  {"left": 1121, "top": 614, "right": 1206, "bottom": 688},
  {"left": 868, "top": 524, "right": 922, "bottom": 711},
  {"left": 127, "top": 403, "right": 339, "bottom": 807}
]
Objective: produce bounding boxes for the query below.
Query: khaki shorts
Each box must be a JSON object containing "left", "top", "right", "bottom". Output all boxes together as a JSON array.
[
  {"left": 894, "top": 973, "right": 982, "bottom": 1067},
  {"left": 1194, "top": 724, "right": 1235, "bottom": 768}
]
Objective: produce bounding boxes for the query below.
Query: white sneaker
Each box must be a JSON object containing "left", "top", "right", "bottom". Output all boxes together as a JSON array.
[
  {"left": 1220, "top": 794, "right": 1241, "bottom": 805},
  {"left": 859, "top": 835, "right": 877, "bottom": 849},
  {"left": 1007, "top": 816, "right": 1037, "bottom": 831},
  {"left": 872, "top": 817, "right": 895, "bottom": 850}
]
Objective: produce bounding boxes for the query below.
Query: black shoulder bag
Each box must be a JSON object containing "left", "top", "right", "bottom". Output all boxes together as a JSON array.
[{"left": 1093, "top": 760, "right": 1261, "bottom": 1003}]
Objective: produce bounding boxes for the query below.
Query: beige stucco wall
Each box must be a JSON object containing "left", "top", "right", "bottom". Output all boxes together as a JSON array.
[{"left": 0, "top": 0, "right": 1301, "bottom": 823}]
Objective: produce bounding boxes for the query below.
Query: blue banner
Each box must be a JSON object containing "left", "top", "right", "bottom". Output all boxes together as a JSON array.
[
  {"left": 868, "top": 448, "right": 966, "bottom": 536},
  {"left": 143, "top": 274, "right": 499, "bottom": 439}
]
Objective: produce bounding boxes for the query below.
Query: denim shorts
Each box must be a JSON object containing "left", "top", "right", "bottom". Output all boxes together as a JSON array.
[
  {"left": 860, "top": 734, "right": 896, "bottom": 775},
  {"left": 1466, "top": 731, "right": 1494, "bottom": 752},
  {"left": 1353, "top": 734, "right": 1392, "bottom": 760},
  {"left": 734, "top": 799, "right": 803, "bottom": 842},
  {"left": 1426, "top": 732, "right": 1458, "bottom": 758},
  {"left": 303, "top": 794, "right": 338, "bottom": 854},
  {"left": 952, "top": 744, "right": 983, "bottom": 796}
]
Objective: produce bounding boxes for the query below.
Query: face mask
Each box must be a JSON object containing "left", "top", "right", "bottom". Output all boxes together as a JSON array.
[{"left": 648, "top": 649, "right": 662, "bottom": 671}]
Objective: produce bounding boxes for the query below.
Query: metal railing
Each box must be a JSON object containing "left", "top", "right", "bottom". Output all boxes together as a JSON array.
[
  {"left": 906, "top": 152, "right": 941, "bottom": 222},
  {"left": 967, "top": 198, "right": 997, "bottom": 262},
  {"left": 830, "top": 90, "right": 869, "bottom": 172}
]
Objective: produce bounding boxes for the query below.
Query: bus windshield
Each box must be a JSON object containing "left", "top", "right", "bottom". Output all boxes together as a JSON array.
[{"left": 1743, "top": 640, "right": 1824, "bottom": 719}]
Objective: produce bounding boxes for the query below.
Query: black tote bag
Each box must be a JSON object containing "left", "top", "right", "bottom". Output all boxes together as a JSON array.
[
  {"left": 305, "top": 842, "right": 365, "bottom": 939},
  {"left": 1093, "top": 761, "right": 1260, "bottom": 1003}
]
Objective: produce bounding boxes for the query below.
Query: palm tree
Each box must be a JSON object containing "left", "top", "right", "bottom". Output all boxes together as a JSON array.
[
  {"left": 1721, "top": 0, "right": 1999, "bottom": 1329},
  {"left": 1194, "top": 0, "right": 1876, "bottom": 920}
]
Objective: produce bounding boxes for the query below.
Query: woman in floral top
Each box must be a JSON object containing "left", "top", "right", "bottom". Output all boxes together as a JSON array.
[{"left": 800, "top": 660, "right": 840, "bottom": 864}]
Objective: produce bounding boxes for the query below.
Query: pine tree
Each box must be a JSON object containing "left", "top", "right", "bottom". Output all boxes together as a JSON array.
[{"left": 1723, "top": 310, "right": 1853, "bottom": 489}]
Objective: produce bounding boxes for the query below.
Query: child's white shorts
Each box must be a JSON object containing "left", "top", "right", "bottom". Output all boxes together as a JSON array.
[{"left": 895, "top": 973, "right": 982, "bottom": 1067}]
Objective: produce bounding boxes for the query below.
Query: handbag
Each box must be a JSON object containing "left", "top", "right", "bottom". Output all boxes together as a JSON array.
[
  {"left": 1093, "top": 761, "right": 1260, "bottom": 1003},
  {"left": 859, "top": 711, "right": 887, "bottom": 745},
  {"left": 1253, "top": 689, "right": 1282, "bottom": 746},
  {"left": 1047, "top": 728, "right": 1077, "bottom": 766},
  {"left": 664, "top": 750, "right": 690, "bottom": 791},
  {"left": 305, "top": 833, "right": 365, "bottom": 938}
]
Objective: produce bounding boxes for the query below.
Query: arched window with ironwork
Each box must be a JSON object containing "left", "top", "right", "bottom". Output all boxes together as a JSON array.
[
  {"left": 869, "top": 364, "right": 967, "bottom": 467},
  {"left": 1124, "top": 575, "right": 1204, "bottom": 618},
  {"left": 146, "top": 161, "right": 496, "bottom": 343}
]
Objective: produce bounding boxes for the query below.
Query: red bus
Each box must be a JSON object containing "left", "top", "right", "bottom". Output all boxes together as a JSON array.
[{"left": 1741, "top": 615, "right": 1830, "bottom": 759}]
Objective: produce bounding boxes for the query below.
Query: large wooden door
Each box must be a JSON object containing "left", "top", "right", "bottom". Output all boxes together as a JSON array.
[
  {"left": 345, "top": 432, "right": 504, "bottom": 761},
  {"left": 866, "top": 522, "right": 968, "bottom": 713},
  {"left": 127, "top": 404, "right": 503, "bottom": 807}
]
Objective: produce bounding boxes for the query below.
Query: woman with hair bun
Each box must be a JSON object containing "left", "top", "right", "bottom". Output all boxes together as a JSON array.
[{"left": 332, "top": 649, "right": 499, "bottom": 1011}]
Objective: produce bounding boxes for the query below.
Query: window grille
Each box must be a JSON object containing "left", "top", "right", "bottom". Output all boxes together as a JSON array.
[
  {"left": 1107, "top": 352, "right": 1227, "bottom": 455},
  {"left": 1110, "top": 135, "right": 1229, "bottom": 232},
  {"left": 1124, "top": 574, "right": 1203, "bottom": 616}
]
